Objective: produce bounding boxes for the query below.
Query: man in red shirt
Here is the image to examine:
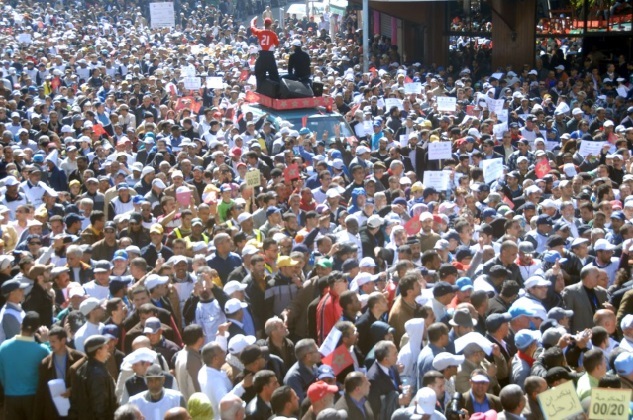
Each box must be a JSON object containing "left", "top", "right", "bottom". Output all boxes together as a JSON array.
[
  {"left": 316, "top": 270, "right": 348, "bottom": 344},
  {"left": 250, "top": 17, "right": 280, "bottom": 90}
]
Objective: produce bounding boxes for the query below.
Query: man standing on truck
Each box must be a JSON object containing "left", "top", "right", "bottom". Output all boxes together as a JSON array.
[
  {"left": 251, "top": 16, "right": 280, "bottom": 91},
  {"left": 286, "top": 39, "right": 311, "bottom": 86}
]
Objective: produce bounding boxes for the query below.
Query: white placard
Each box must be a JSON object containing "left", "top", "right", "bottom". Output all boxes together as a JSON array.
[
  {"left": 493, "top": 122, "right": 508, "bottom": 139},
  {"left": 354, "top": 123, "right": 366, "bottom": 138},
  {"left": 183, "top": 76, "right": 201, "bottom": 90},
  {"left": 17, "top": 33, "right": 32, "bottom": 44},
  {"left": 363, "top": 120, "right": 373, "bottom": 133},
  {"left": 423, "top": 171, "right": 450, "bottom": 191},
  {"left": 181, "top": 65, "right": 196, "bottom": 77},
  {"left": 48, "top": 379, "right": 70, "bottom": 416},
  {"left": 617, "top": 86, "right": 628, "bottom": 97},
  {"left": 437, "top": 96, "right": 457, "bottom": 112},
  {"left": 428, "top": 142, "right": 453, "bottom": 160},
  {"left": 497, "top": 109, "right": 509, "bottom": 123},
  {"left": 400, "top": 134, "right": 409, "bottom": 147},
  {"left": 404, "top": 82, "right": 422, "bottom": 95},
  {"left": 453, "top": 172, "right": 464, "bottom": 188},
  {"left": 578, "top": 140, "right": 605, "bottom": 157},
  {"left": 149, "top": 2, "right": 175, "bottom": 28},
  {"left": 555, "top": 102, "right": 570, "bottom": 115},
  {"left": 377, "top": 98, "right": 385, "bottom": 109},
  {"left": 206, "top": 77, "right": 224, "bottom": 89},
  {"left": 485, "top": 97, "right": 505, "bottom": 114},
  {"left": 483, "top": 158, "right": 503, "bottom": 184},
  {"left": 385, "top": 98, "right": 403, "bottom": 111},
  {"left": 545, "top": 141, "right": 558, "bottom": 151}
]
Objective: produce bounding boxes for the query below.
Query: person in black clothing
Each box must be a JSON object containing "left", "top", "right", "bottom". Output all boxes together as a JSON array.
[{"left": 286, "top": 40, "right": 311, "bottom": 86}]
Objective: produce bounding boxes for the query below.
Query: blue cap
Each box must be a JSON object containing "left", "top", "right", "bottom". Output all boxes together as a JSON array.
[
  {"left": 514, "top": 329, "right": 541, "bottom": 350},
  {"left": 132, "top": 195, "right": 146, "bottom": 204},
  {"left": 292, "top": 244, "right": 309, "bottom": 254},
  {"left": 317, "top": 364, "right": 336, "bottom": 379},
  {"left": 373, "top": 120, "right": 382, "bottom": 127},
  {"left": 392, "top": 197, "right": 407, "bottom": 206},
  {"left": 615, "top": 352, "right": 633, "bottom": 376},
  {"left": 102, "top": 324, "right": 120, "bottom": 340},
  {"left": 33, "top": 154, "right": 45, "bottom": 163},
  {"left": 542, "top": 250, "right": 563, "bottom": 264},
  {"left": 113, "top": 250, "right": 128, "bottom": 261},
  {"left": 64, "top": 213, "right": 82, "bottom": 226},
  {"left": 509, "top": 305, "right": 538, "bottom": 319},
  {"left": 116, "top": 183, "right": 129, "bottom": 191},
  {"left": 611, "top": 211, "right": 626, "bottom": 220},
  {"left": 342, "top": 258, "right": 359, "bottom": 272},
  {"left": 536, "top": 214, "right": 553, "bottom": 225},
  {"left": 266, "top": 206, "right": 281, "bottom": 217},
  {"left": 482, "top": 208, "right": 497, "bottom": 219},
  {"left": 220, "top": 184, "right": 232, "bottom": 192},
  {"left": 299, "top": 127, "right": 311, "bottom": 136},
  {"left": 455, "top": 277, "right": 474, "bottom": 291}
]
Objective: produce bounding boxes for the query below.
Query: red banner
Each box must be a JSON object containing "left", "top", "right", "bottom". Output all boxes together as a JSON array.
[
  {"left": 404, "top": 217, "right": 422, "bottom": 236},
  {"left": 93, "top": 124, "right": 106, "bottom": 137},
  {"left": 283, "top": 163, "right": 300, "bottom": 184},
  {"left": 535, "top": 159, "right": 551, "bottom": 179},
  {"left": 322, "top": 344, "right": 353, "bottom": 376}
]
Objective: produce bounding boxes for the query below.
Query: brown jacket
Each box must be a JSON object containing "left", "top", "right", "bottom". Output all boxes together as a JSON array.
[
  {"left": 35, "top": 347, "right": 86, "bottom": 420},
  {"left": 460, "top": 391, "right": 503, "bottom": 415}
]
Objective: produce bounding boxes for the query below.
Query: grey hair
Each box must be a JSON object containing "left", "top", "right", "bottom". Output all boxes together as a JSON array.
[
  {"left": 66, "top": 245, "right": 83, "bottom": 258},
  {"left": 295, "top": 338, "right": 317, "bottom": 360},
  {"left": 114, "top": 404, "right": 143, "bottom": 420},
  {"left": 219, "top": 394, "right": 244, "bottom": 420},
  {"left": 264, "top": 316, "right": 284, "bottom": 337},
  {"left": 201, "top": 342, "right": 224, "bottom": 366}
]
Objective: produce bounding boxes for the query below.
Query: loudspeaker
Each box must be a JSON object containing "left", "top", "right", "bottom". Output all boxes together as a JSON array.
[
  {"left": 257, "top": 79, "right": 280, "bottom": 98},
  {"left": 279, "top": 78, "right": 314, "bottom": 99},
  {"left": 312, "top": 81, "right": 324, "bottom": 97}
]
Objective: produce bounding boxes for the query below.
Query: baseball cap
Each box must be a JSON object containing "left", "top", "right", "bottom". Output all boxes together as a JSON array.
[
  {"left": 359, "top": 257, "right": 376, "bottom": 268},
  {"left": 317, "top": 365, "right": 336, "bottom": 380},
  {"left": 594, "top": 238, "right": 616, "bottom": 251},
  {"left": 433, "top": 281, "right": 459, "bottom": 298},
  {"left": 615, "top": 352, "right": 633, "bottom": 376},
  {"left": 79, "top": 297, "right": 102, "bottom": 316},
  {"left": 0, "top": 279, "right": 27, "bottom": 295},
  {"left": 224, "top": 298, "right": 248, "bottom": 315},
  {"left": 455, "top": 277, "right": 473, "bottom": 291},
  {"left": 524, "top": 276, "right": 552, "bottom": 289},
  {"left": 83, "top": 335, "right": 109, "bottom": 354},
  {"left": 143, "top": 317, "right": 162, "bottom": 334},
  {"left": 509, "top": 305, "right": 538, "bottom": 319},
  {"left": 93, "top": 260, "right": 112, "bottom": 273},
  {"left": 228, "top": 334, "right": 256, "bottom": 354},
  {"left": 224, "top": 280, "right": 248, "bottom": 296},
  {"left": 514, "top": 329, "right": 541, "bottom": 350},
  {"left": 485, "top": 313, "right": 512, "bottom": 333},
  {"left": 145, "top": 274, "right": 169, "bottom": 291},
  {"left": 414, "top": 387, "right": 437, "bottom": 415},
  {"left": 547, "top": 307, "right": 573, "bottom": 321},
  {"left": 307, "top": 381, "right": 339, "bottom": 403}
]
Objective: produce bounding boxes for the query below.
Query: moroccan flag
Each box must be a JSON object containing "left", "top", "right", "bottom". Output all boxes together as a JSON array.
[
  {"left": 283, "top": 163, "right": 300, "bottom": 184},
  {"left": 322, "top": 344, "right": 354, "bottom": 376},
  {"left": 93, "top": 124, "right": 107, "bottom": 137},
  {"left": 535, "top": 159, "right": 551, "bottom": 179},
  {"left": 404, "top": 217, "right": 422, "bottom": 236},
  {"left": 502, "top": 195, "right": 515, "bottom": 210}
]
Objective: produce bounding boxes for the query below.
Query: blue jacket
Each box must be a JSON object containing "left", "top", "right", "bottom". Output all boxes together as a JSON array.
[{"left": 0, "top": 335, "right": 50, "bottom": 396}]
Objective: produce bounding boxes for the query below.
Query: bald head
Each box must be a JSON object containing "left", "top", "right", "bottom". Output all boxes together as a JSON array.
[
  {"left": 132, "top": 335, "right": 151, "bottom": 350},
  {"left": 220, "top": 394, "right": 245, "bottom": 420},
  {"left": 594, "top": 309, "right": 616, "bottom": 334},
  {"left": 163, "top": 407, "right": 191, "bottom": 420}
]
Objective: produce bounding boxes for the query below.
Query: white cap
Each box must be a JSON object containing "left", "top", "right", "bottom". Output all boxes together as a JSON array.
[
  {"left": 141, "top": 166, "right": 155, "bottom": 178},
  {"left": 572, "top": 108, "right": 583, "bottom": 116},
  {"left": 571, "top": 238, "right": 589, "bottom": 248},
  {"left": 367, "top": 215, "right": 384, "bottom": 229},
  {"left": 414, "top": 388, "right": 437, "bottom": 415},
  {"left": 454, "top": 332, "right": 493, "bottom": 355},
  {"left": 224, "top": 280, "right": 247, "bottom": 296},
  {"left": 152, "top": 178, "right": 167, "bottom": 189},
  {"left": 540, "top": 199, "right": 558, "bottom": 209},
  {"left": 359, "top": 257, "right": 376, "bottom": 268},
  {"left": 145, "top": 274, "right": 169, "bottom": 291},
  {"left": 621, "top": 314, "right": 633, "bottom": 330},
  {"left": 228, "top": 334, "right": 256, "bottom": 354},
  {"left": 122, "top": 347, "right": 157, "bottom": 369},
  {"left": 79, "top": 297, "right": 102, "bottom": 316},
  {"left": 68, "top": 284, "right": 86, "bottom": 298},
  {"left": 3, "top": 176, "right": 19, "bottom": 187},
  {"left": 432, "top": 352, "right": 465, "bottom": 371},
  {"left": 594, "top": 238, "right": 616, "bottom": 251},
  {"left": 237, "top": 212, "right": 253, "bottom": 224},
  {"left": 224, "top": 298, "right": 248, "bottom": 315},
  {"left": 419, "top": 211, "right": 434, "bottom": 222},
  {"left": 524, "top": 276, "right": 552, "bottom": 289},
  {"left": 325, "top": 189, "right": 341, "bottom": 199},
  {"left": 354, "top": 273, "right": 374, "bottom": 287},
  {"left": 356, "top": 146, "right": 370, "bottom": 155}
]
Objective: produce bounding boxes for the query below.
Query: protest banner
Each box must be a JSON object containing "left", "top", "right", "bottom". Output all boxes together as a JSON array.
[{"left": 149, "top": 2, "right": 175, "bottom": 28}]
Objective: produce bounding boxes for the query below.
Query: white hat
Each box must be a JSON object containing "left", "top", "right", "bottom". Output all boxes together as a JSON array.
[
  {"left": 68, "top": 284, "right": 86, "bottom": 298},
  {"left": 145, "top": 274, "right": 169, "bottom": 291},
  {"left": 432, "top": 352, "right": 465, "bottom": 371},
  {"left": 122, "top": 348, "right": 157, "bottom": 369},
  {"left": 540, "top": 199, "right": 558, "bottom": 209},
  {"left": 563, "top": 163, "right": 577, "bottom": 177},
  {"left": 572, "top": 108, "right": 583, "bottom": 116},
  {"left": 621, "top": 314, "right": 633, "bottom": 330},
  {"left": 125, "top": 245, "right": 141, "bottom": 255},
  {"left": 3, "top": 176, "right": 19, "bottom": 187},
  {"left": 141, "top": 166, "right": 155, "bottom": 178},
  {"left": 525, "top": 185, "right": 542, "bottom": 195},
  {"left": 168, "top": 255, "right": 188, "bottom": 265},
  {"left": 354, "top": 273, "right": 374, "bottom": 288},
  {"left": 228, "top": 334, "right": 256, "bottom": 354},
  {"left": 225, "top": 298, "right": 248, "bottom": 315},
  {"left": 571, "top": 238, "right": 589, "bottom": 248},
  {"left": 367, "top": 215, "right": 384, "bottom": 229},
  {"left": 61, "top": 125, "right": 74, "bottom": 133},
  {"left": 241, "top": 246, "right": 260, "bottom": 258},
  {"left": 291, "top": 39, "right": 302, "bottom": 47},
  {"left": 359, "top": 257, "right": 376, "bottom": 268},
  {"left": 237, "top": 212, "right": 253, "bottom": 224},
  {"left": 356, "top": 146, "right": 370, "bottom": 155},
  {"left": 419, "top": 212, "right": 434, "bottom": 222},
  {"left": 414, "top": 388, "right": 437, "bottom": 415},
  {"left": 454, "top": 332, "right": 493, "bottom": 355},
  {"left": 555, "top": 65, "right": 565, "bottom": 70},
  {"left": 79, "top": 297, "right": 102, "bottom": 315},
  {"left": 594, "top": 238, "right": 616, "bottom": 251},
  {"left": 325, "top": 189, "right": 341, "bottom": 199},
  {"left": 524, "top": 276, "right": 552, "bottom": 289},
  {"left": 152, "top": 178, "right": 166, "bottom": 189},
  {"left": 224, "top": 280, "right": 248, "bottom": 296}
]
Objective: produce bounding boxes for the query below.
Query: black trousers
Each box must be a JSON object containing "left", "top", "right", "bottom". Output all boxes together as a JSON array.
[
  {"left": 4, "top": 395, "right": 35, "bottom": 420},
  {"left": 255, "top": 51, "right": 280, "bottom": 88}
]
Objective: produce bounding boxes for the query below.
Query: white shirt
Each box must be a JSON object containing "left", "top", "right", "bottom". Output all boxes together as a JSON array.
[
  {"left": 195, "top": 300, "right": 226, "bottom": 344},
  {"left": 619, "top": 336, "right": 633, "bottom": 352},
  {"left": 74, "top": 321, "right": 104, "bottom": 353},
  {"left": 83, "top": 281, "right": 110, "bottom": 300},
  {"left": 198, "top": 366, "right": 245, "bottom": 420},
  {"left": 129, "top": 389, "right": 184, "bottom": 420}
]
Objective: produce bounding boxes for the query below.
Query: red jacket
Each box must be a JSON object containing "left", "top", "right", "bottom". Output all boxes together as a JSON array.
[{"left": 316, "top": 290, "right": 341, "bottom": 344}]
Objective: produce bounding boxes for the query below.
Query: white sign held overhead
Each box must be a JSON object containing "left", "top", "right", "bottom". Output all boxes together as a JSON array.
[
  {"left": 385, "top": 98, "right": 403, "bottom": 111},
  {"left": 482, "top": 158, "right": 503, "bottom": 184},
  {"left": 423, "top": 171, "right": 450, "bottom": 191},
  {"left": 403, "top": 82, "right": 422, "bottom": 95},
  {"left": 437, "top": 96, "right": 457, "bottom": 112},
  {"left": 578, "top": 140, "right": 605, "bottom": 157},
  {"left": 183, "top": 77, "right": 201, "bottom": 90},
  {"left": 206, "top": 77, "right": 224, "bottom": 89},
  {"left": 400, "top": 134, "right": 409, "bottom": 147},
  {"left": 428, "top": 142, "right": 453, "bottom": 160},
  {"left": 150, "top": 2, "right": 175, "bottom": 28}
]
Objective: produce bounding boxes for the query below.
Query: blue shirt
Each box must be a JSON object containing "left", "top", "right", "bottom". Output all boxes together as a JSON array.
[
  {"left": 0, "top": 336, "right": 50, "bottom": 396},
  {"left": 470, "top": 391, "right": 490, "bottom": 413},
  {"left": 206, "top": 252, "right": 243, "bottom": 285}
]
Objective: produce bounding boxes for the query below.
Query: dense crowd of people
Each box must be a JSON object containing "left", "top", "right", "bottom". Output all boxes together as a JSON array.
[{"left": 0, "top": 1, "right": 633, "bottom": 420}]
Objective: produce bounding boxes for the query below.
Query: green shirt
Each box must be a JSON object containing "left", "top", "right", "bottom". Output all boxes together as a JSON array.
[
  {"left": 577, "top": 372, "right": 599, "bottom": 401},
  {"left": 217, "top": 199, "right": 235, "bottom": 222}
]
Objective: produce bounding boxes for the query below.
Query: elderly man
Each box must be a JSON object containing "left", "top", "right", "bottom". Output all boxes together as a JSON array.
[{"left": 283, "top": 338, "right": 320, "bottom": 402}]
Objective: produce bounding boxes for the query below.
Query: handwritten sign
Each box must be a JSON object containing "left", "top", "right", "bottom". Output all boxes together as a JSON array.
[
  {"left": 149, "top": 2, "right": 175, "bottom": 28},
  {"left": 578, "top": 140, "right": 605, "bottom": 157},
  {"left": 403, "top": 82, "right": 422, "bottom": 95},
  {"left": 244, "top": 169, "right": 261, "bottom": 187},
  {"left": 423, "top": 171, "right": 450, "bottom": 191},
  {"left": 181, "top": 65, "right": 196, "bottom": 78},
  {"left": 589, "top": 388, "right": 631, "bottom": 420},
  {"left": 206, "top": 77, "right": 224, "bottom": 89},
  {"left": 537, "top": 381, "right": 583, "bottom": 420},
  {"left": 17, "top": 33, "right": 32, "bottom": 44},
  {"left": 385, "top": 98, "right": 403, "bottom": 111},
  {"left": 183, "top": 77, "right": 201, "bottom": 90},
  {"left": 428, "top": 142, "right": 453, "bottom": 160},
  {"left": 482, "top": 158, "right": 503, "bottom": 184},
  {"left": 437, "top": 96, "right": 457, "bottom": 112},
  {"left": 493, "top": 122, "right": 508, "bottom": 139},
  {"left": 485, "top": 97, "right": 505, "bottom": 114}
]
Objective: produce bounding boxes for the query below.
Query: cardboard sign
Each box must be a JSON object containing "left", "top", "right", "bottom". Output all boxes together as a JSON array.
[
  {"left": 403, "top": 82, "right": 422, "bottom": 95},
  {"left": 589, "top": 388, "right": 631, "bottom": 420},
  {"left": 149, "top": 2, "right": 175, "bottom": 28},
  {"left": 206, "top": 77, "right": 224, "bottom": 89},
  {"left": 183, "top": 76, "right": 201, "bottom": 90},
  {"left": 385, "top": 98, "right": 403, "bottom": 111},
  {"left": 428, "top": 142, "right": 453, "bottom": 160},
  {"left": 485, "top": 97, "right": 505, "bottom": 114},
  {"left": 244, "top": 169, "right": 261, "bottom": 187},
  {"left": 578, "top": 140, "right": 605, "bottom": 157},
  {"left": 283, "top": 163, "right": 300, "bottom": 183},
  {"left": 537, "top": 381, "right": 583, "bottom": 420},
  {"left": 437, "top": 96, "right": 457, "bottom": 112},
  {"left": 423, "top": 171, "right": 450, "bottom": 191},
  {"left": 482, "top": 158, "right": 503, "bottom": 184}
]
